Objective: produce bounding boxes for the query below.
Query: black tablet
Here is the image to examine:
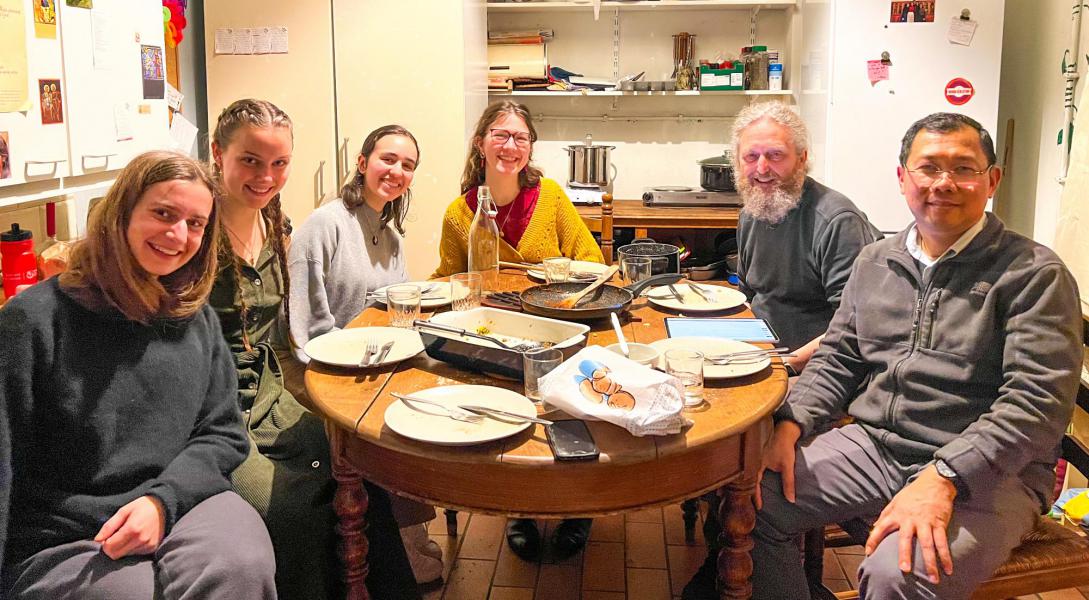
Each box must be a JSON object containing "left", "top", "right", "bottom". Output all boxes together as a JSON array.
[{"left": 664, "top": 317, "right": 780, "bottom": 343}]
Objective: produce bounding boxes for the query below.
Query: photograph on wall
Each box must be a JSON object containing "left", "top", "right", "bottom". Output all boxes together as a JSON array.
[
  {"left": 0, "top": 132, "right": 11, "bottom": 179},
  {"left": 890, "top": 1, "right": 935, "bottom": 23},
  {"left": 65, "top": 0, "right": 92, "bottom": 8},
  {"left": 38, "top": 79, "right": 63, "bottom": 124},
  {"left": 33, "top": 0, "right": 57, "bottom": 39},
  {"left": 141, "top": 44, "right": 165, "bottom": 99}
]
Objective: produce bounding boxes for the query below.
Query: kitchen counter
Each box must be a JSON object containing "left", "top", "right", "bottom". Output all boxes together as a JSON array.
[{"left": 576, "top": 197, "right": 740, "bottom": 262}]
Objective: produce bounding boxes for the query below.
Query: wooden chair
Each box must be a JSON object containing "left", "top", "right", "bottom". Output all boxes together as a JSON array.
[
  {"left": 600, "top": 193, "right": 615, "bottom": 265},
  {"left": 808, "top": 318, "right": 1089, "bottom": 600}
]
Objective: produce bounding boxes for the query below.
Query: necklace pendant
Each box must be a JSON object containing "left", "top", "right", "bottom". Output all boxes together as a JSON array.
[{"left": 372, "top": 233, "right": 379, "bottom": 245}]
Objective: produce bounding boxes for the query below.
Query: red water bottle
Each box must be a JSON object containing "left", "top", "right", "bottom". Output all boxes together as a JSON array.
[{"left": 2, "top": 223, "right": 38, "bottom": 297}]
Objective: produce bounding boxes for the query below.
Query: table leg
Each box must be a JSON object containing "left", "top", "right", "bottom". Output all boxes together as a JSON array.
[
  {"left": 329, "top": 426, "right": 371, "bottom": 600},
  {"left": 717, "top": 474, "right": 757, "bottom": 599}
]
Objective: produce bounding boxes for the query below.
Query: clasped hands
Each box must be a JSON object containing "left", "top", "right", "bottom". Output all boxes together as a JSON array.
[
  {"left": 94, "top": 495, "right": 167, "bottom": 560},
  {"left": 756, "top": 420, "right": 958, "bottom": 585}
]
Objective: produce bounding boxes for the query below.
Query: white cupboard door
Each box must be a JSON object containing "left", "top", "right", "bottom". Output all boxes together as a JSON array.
[
  {"left": 824, "top": 0, "right": 1004, "bottom": 232},
  {"left": 203, "top": 1, "right": 336, "bottom": 226}
]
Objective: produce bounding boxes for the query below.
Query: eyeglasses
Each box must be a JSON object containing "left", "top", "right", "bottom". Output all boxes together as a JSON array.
[
  {"left": 907, "top": 164, "right": 992, "bottom": 185},
  {"left": 489, "top": 129, "right": 532, "bottom": 147}
]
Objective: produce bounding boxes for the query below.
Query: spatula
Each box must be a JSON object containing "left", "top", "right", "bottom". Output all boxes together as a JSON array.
[{"left": 547, "top": 264, "right": 619, "bottom": 309}]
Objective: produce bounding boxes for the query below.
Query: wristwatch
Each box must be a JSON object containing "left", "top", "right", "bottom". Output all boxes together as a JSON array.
[{"left": 933, "top": 459, "right": 966, "bottom": 496}]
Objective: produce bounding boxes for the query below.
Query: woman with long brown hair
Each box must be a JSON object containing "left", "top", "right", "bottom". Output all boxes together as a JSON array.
[
  {"left": 1, "top": 151, "right": 276, "bottom": 598},
  {"left": 209, "top": 99, "right": 419, "bottom": 600},
  {"left": 433, "top": 100, "right": 603, "bottom": 277}
]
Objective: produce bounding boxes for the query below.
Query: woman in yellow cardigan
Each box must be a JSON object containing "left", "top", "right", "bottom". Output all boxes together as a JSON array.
[
  {"left": 433, "top": 101, "right": 600, "bottom": 562},
  {"left": 432, "top": 101, "right": 603, "bottom": 278}
]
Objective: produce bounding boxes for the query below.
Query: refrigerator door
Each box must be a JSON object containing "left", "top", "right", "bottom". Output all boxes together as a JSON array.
[{"left": 823, "top": 0, "right": 1005, "bottom": 233}]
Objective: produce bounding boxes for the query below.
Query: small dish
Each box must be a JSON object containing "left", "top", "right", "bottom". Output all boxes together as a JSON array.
[{"left": 606, "top": 342, "right": 660, "bottom": 366}]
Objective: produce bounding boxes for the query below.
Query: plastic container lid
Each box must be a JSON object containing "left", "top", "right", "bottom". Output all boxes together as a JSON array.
[
  {"left": 752, "top": 45, "right": 768, "bottom": 52},
  {"left": 1, "top": 223, "right": 32, "bottom": 242}
]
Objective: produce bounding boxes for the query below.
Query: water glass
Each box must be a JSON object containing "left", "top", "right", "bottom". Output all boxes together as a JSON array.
[
  {"left": 450, "top": 272, "right": 482, "bottom": 311},
  {"left": 620, "top": 256, "right": 653, "bottom": 287},
  {"left": 386, "top": 284, "right": 421, "bottom": 328},
  {"left": 523, "top": 347, "right": 563, "bottom": 405},
  {"left": 665, "top": 348, "right": 704, "bottom": 408},
  {"left": 542, "top": 257, "right": 572, "bottom": 284}
]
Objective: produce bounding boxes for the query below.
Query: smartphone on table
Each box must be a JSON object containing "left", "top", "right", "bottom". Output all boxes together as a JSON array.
[{"left": 546, "top": 420, "right": 600, "bottom": 461}]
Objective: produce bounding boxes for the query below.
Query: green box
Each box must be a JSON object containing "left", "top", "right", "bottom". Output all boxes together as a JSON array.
[{"left": 699, "top": 64, "right": 744, "bottom": 91}]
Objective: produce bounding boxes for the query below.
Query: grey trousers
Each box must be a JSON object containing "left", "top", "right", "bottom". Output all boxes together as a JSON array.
[
  {"left": 4, "top": 491, "right": 277, "bottom": 600},
  {"left": 751, "top": 424, "right": 1039, "bottom": 600}
]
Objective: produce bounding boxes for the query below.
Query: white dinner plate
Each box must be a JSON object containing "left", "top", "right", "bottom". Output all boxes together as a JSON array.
[
  {"left": 383, "top": 385, "right": 537, "bottom": 446},
  {"left": 371, "top": 281, "right": 453, "bottom": 309},
  {"left": 527, "top": 260, "right": 610, "bottom": 283},
  {"left": 645, "top": 283, "right": 746, "bottom": 312},
  {"left": 303, "top": 326, "right": 425, "bottom": 368},
  {"left": 650, "top": 337, "right": 771, "bottom": 379}
]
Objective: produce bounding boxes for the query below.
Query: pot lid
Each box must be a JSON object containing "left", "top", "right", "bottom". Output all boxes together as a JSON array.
[
  {"left": 565, "top": 133, "right": 614, "bottom": 151},
  {"left": 698, "top": 149, "right": 733, "bottom": 166}
]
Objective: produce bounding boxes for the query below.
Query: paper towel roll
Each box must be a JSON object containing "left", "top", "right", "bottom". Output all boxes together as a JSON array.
[{"left": 487, "top": 43, "right": 548, "bottom": 80}]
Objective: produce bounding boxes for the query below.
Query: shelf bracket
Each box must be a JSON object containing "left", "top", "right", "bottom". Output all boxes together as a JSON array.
[
  {"left": 612, "top": 9, "right": 621, "bottom": 82},
  {"left": 750, "top": 7, "right": 760, "bottom": 46}
]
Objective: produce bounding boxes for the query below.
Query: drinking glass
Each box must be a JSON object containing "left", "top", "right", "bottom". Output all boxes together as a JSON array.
[
  {"left": 523, "top": 347, "right": 563, "bottom": 406},
  {"left": 542, "top": 257, "right": 572, "bottom": 284},
  {"left": 620, "top": 256, "right": 653, "bottom": 287},
  {"left": 665, "top": 348, "right": 704, "bottom": 408},
  {"left": 386, "top": 284, "right": 421, "bottom": 328},
  {"left": 450, "top": 272, "right": 482, "bottom": 311}
]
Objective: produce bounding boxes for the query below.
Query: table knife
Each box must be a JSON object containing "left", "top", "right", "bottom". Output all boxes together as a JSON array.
[
  {"left": 374, "top": 341, "right": 395, "bottom": 365},
  {"left": 457, "top": 405, "right": 553, "bottom": 426},
  {"left": 667, "top": 283, "right": 686, "bottom": 303}
]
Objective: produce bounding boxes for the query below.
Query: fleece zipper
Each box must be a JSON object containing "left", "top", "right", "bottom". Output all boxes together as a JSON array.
[{"left": 884, "top": 261, "right": 942, "bottom": 428}]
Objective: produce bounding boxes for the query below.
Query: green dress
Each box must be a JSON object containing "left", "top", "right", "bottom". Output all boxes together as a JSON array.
[{"left": 209, "top": 237, "right": 340, "bottom": 600}]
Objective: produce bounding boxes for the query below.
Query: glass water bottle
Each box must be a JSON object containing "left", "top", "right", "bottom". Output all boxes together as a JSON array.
[{"left": 467, "top": 185, "right": 500, "bottom": 292}]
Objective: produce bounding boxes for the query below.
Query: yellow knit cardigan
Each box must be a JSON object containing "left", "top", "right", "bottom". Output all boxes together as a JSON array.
[{"left": 432, "top": 178, "right": 605, "bottom": 278}]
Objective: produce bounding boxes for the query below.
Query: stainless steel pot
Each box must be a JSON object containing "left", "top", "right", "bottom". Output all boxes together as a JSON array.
[
  {"left": 566, "top": 134, "right": 616, "bottom": 187},
  {"left": 617, "top": 239, "right": 681, "bottom": 275}
]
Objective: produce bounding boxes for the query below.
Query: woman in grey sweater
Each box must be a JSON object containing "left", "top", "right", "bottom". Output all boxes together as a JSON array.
[{"left": 285, "top": 124, "right": 443, "bottom": 584}]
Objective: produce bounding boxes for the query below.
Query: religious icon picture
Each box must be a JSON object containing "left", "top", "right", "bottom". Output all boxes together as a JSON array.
[
  {"left": 0, "top": 132, "right": 11, "bottom": 180},
  {"left": 141, "top": 45, "right": 165, "bottom": 99},
  {"left": 38, "top": 79, "right": 63, "bottom": 125},
  {"left": 33, "top": 0, "right": 58, "bottom": 38},
  {"left": 65, "top": 0, "right": 93, "bottom": 8},
  {"left": 890, "top": 1, "right": 936, "bottom": 23}
]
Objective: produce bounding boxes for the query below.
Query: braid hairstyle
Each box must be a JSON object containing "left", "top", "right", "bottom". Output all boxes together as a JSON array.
[
  {"left": 460, "top": 100, "right": 543, "bottom": 194},
  {"left": 340, "top": 124, "right": 420, "bottom": 236},
  {"left": 211, "top": 98, "right": 294, "bottom": 351}
]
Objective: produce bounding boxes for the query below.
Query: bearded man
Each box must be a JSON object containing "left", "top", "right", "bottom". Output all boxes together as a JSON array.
[{"left": 733, "top": 101, "right": 880, "bottom": 372}]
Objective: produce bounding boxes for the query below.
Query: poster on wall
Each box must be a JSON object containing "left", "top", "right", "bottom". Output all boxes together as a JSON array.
[
  {"left": 141, "top": 45, "right": 164, "bottom": 99},
  {"left": 0, "top": 0, "right": 29, "bottom": 112},
  {"left": 0, "top": 132, "right": 10, "bottom": 179},
  {"left": 890, "top": 1, "right": 935, "bottom": 23},
  {"left": 65, "top": 0, "right": 92, "bottom": 7},
  {"left": 33, "top": 0, "right": 57, "bottom": 39},
  {"left": 38, "top": 79, "right": 63, "bottom": 124}
]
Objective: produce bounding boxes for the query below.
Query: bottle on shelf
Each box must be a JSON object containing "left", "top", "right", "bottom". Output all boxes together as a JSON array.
[
  {"left": 467, "top": 185, "right": 500, "bottom": 292},
  {"left": 1, "top": 223, "right": 39, "bottom": 298}
]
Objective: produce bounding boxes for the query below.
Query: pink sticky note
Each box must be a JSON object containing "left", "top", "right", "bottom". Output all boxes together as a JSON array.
[{"left": 867, "top": 60, "right": 889, "bottom": 85}]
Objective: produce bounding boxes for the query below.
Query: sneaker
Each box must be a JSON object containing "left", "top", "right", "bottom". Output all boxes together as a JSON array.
[{"left": 399, "top": 524, "right": 443, "bottom": 584}]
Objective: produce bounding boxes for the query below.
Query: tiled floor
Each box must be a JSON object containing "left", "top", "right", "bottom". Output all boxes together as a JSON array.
[{"left": 417, "top": 503, "right": 1089, "bottom": 600}]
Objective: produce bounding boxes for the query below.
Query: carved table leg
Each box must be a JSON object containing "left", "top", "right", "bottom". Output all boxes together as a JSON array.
[
  {"left": 716, "top": 474, "right": 757, "bottom": 599},
  {"left": 328, "top": 425, "right": 371, "bottom": 600}
]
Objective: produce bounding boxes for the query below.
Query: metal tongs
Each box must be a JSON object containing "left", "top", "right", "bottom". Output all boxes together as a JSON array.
[{"left": 412, "top": 319, "right": 518, "bottom": 350}]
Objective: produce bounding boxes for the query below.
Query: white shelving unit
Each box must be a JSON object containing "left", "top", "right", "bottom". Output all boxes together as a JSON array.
[
  {"left": 487, "top": 1, "right": 796, "bottom": 12},
  {"left": 488, "top": 89, "right": 792, "bottom": 96}
]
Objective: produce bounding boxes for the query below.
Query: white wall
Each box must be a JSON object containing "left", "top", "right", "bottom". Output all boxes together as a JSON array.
[{"left": 995, "top": 0, "right": 1089, "bottom": 245}]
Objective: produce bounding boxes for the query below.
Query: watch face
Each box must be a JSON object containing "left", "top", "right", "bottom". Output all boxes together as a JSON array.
[{"left": 935, "top": 460, "right": 957, "bottom": 479}]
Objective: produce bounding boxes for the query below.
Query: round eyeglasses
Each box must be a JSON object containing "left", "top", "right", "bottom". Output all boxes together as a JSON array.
[{"left": 489, "top": 129, "right": 532, "bottom": 147}]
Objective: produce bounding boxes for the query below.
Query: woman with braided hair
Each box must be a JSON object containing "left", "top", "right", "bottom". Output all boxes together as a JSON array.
[{"left": 208, "top": 99, "right": 419, "bottom": 600}]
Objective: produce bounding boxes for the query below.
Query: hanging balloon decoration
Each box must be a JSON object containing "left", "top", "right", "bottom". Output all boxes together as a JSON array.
[{"left": 162, "top": 0, "right": 187, "bottom": 47}]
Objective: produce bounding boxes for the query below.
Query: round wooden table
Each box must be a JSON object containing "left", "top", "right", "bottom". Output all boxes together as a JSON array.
[{"left": 305, "top": 271, "right": 787, "bottom": 599}]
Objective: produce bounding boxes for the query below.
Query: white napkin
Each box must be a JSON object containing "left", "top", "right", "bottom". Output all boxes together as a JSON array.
[{"left": 538, "top": 346, "right": 690, "bottom": 436}]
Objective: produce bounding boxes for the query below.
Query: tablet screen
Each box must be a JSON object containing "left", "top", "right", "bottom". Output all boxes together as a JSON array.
[{"left": 664, "top": 318, "right": 780, "bottom": 343}]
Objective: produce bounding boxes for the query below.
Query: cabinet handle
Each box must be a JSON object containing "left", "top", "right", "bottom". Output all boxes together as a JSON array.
[
  {"left": 24, "top": 159, "right": 67, "bottom": 178},
  {"left": 81, "top": 154, "right": 117, "bottom": 171}
]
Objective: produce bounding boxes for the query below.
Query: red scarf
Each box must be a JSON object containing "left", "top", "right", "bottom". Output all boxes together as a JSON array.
[{"left": 464, "top": 184, "right": 540, "bottom": 248}]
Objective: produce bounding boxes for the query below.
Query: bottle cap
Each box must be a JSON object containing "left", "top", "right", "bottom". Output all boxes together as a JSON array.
[
  {"left": 1, "top": 223, "right": 32, "bottom": 242},
  {"left": 752, "top": 45, "right": 768, "bottom": 52}
]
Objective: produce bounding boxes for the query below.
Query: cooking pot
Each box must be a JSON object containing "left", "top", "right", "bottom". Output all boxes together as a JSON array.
[
  {"left": 617, "top": 239, "right": 681, "bottom": 275},
  {"left": 698, "top": 150, "right": 736, "bottom": 192},
  {"left": 520, "top": 273, "right": 682, "bottom": 321},
  {"left": 566, "top": 134, "right": 616, "bottom": 188}
]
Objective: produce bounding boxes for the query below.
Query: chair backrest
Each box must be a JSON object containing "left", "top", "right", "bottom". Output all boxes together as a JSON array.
[{"left": 600, "top": 193, "right": 614, "bottom": 265}]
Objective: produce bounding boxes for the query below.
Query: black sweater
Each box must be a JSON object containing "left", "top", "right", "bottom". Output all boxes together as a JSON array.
[{"left": 0, "top": 278, "right": 248, "bottom": 565}]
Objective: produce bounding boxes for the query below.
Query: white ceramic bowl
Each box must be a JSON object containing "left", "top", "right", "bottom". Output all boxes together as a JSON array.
[{"left": 606, "top": 342, "right": 660, "bottom": 366}]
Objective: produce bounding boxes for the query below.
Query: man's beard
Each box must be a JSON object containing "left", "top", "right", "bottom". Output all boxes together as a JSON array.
[{"left": 738, "top": 168, "right": 807, "bottom": 224}]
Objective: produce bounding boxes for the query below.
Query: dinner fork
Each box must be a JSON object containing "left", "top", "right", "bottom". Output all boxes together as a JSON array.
[
  {"left": 708, "top": 352, "right": 796, "bottom": 366},
  {"left": 390, "top": 392, "right": 484, "bottom": 423},
  {"left": 359, "top": 338, "right": 379, "bottom": 367},
  {"left": 687, "top": 282, "right": 715, "bottom": 303}
]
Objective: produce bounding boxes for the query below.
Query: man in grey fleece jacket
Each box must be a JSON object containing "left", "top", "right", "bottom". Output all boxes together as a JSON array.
[{"left": 750, "top": 113, "right": 1083, "bottom": 600}]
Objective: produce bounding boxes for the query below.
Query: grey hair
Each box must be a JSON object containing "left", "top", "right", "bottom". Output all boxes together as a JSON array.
[{"left": 730, "top": 101, "right": 810, "bottom": 156}]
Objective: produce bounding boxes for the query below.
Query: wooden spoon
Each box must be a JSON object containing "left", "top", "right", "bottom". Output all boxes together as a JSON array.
[{"left": 547, "top": 264, "right": 620, "bottom": 309}]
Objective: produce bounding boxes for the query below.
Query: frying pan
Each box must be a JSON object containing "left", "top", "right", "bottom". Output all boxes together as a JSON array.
[{"left": 520, "top": 273, "right": 682, "bottom": 321}]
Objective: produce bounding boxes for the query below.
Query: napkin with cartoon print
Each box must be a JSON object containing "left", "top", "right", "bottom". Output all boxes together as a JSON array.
[{"left": 537, "top": 346, "right": 691, "bottom": 436}]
